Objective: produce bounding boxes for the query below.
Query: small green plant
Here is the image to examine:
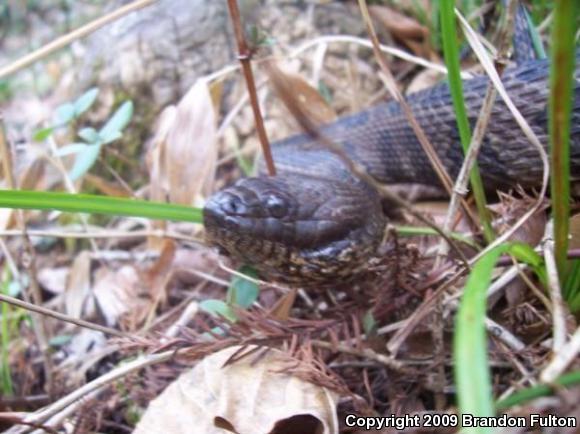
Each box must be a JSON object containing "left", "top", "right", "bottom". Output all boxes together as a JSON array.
[
  {"left": 497, "top": 369, "right": 580, "bottom": 409},
  {"left": 34, "top": 87, "right": 134, "bottom": 182},
  {"left": 454, "top": 243, "right": 546, "bottom": 433},
  {"left": 200, "top": 266, "right": 260, "bottom": 323},
  {"left": 0, "top": 264, "right": 23, "bottom": 397}
]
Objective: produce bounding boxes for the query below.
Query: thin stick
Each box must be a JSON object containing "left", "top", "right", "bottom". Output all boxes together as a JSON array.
[
  {"left": 226, "top": 0, "right": 276, "bottom": 176},
  {"left": 0, "top": 228, "right": 199, "bottom": 242},
  {"left": 0, "top": 0, "right": 157, "bottom": 79},
  {"left": 311, "top": 339, "right": 407, "bottom": 372},
  {"left": 0, "top": 293, "right": 126, "bottom": 338}
]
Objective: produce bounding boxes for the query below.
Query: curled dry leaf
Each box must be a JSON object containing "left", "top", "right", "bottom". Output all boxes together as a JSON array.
[
  {"left": 369, "top": 5, "right": 428, "bottom": 54},
  {"left": 146, "top": 105, "right": 177, "bottom": 250},
  {"left": 84, "top": 173, "right": 132, "bottom": 197},
  {"left": 92, "top": 265, "right": 142, "bottom": 326},
  {"left": 271, "top": 69, "right": 337, "bottom": 126},
  {"left": 147, "top": 78, "right": 218, "bottom": 207},
  {"left": 65, "top": 250, "right": 93, "bottom": 319},
  {"left": 165, "top": 78, "right": 218, "bottom": 206},
  {"left": 142, "top": 240, "right": 177, "bottom": 317},
  {"left": 134, "top": 345, "right": 339, "bottom": 434},
  {"left": 489, "top": 191, "right": 547, "bottom": 247},
  {"left": 0, "top": 144, "right": 48, "bottom": 229},
  {"left": 38, "top": 266, "right": 69, "bottom": 295},
  {"left": 147, "top": 105, "right": 177, "bottom": 204}
]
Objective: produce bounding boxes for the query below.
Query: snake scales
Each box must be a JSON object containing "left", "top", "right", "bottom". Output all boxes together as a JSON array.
[{"left": 203, "top": 55, "right": 580, "bottom": 286}]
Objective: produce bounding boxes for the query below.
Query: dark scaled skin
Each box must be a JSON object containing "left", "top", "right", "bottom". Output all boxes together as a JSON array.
[
  {"left": 204, "top": 54, "right": 580, "bottom": 286},
  {"left": 204, "top": 174, "right": 386, "bottom": 286}
]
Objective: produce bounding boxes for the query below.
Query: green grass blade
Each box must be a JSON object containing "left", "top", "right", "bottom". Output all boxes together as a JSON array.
[
  {"left": 0, "top": 190, "right": 203, "bottom": 224},
  {"left": 549, "top": 0, "right": 578, "bottom": 283},
  {"left": 496, "top": 370, "right": 580, "bottom": 410},
  {"left": 454, "top": 247, "right": 503, "bottom": 433},
  {"left": 523, "top": 7, "right": 547, "bottom": 59},
  {"left": 394, "top": 225, "right": 480, "bottom": 249},
  {"left": 454, "top": 242, "right": 548, "bottom": 431},
  {"left": 439, "top": 0, "right": 494, "bottom": 242}
]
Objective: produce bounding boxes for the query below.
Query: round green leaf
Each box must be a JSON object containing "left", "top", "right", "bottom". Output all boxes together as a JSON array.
[
  {"left": 53, "top": 103, "right": 75, "bottom": 127},
  {"left": 200, "top": 299, "right": 237, "bottom": 322},
  {"left": 33, "top": 127, "right": 54, "bottom": 142},
  {"left": 227, "top": 265, "right": 259, "bottom": 308},
  {"left": 53, "top": 143, "right": 89, "bottom": 157},
  {"left": 78, "top": 127, "right": 99, "bottom": 144},
  {"left": 73, "top": 87, "right": 99, "bottom": 116},
  {"left": 69, "top": 143, "right": 102, "bottom": 181},
  {"left": 99, "top": 101, "right": 133, "bottom": 142}
]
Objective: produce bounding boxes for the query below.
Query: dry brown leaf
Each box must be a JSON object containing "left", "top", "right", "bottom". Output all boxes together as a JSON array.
[
  {"left": 269, "top": 288, "right": 298, "bottom": 321},
  {"left": 147, "top": 106, "right": 178, "bottom": 202},
  {"left": 65, "top": 251, "right": 93, "bottom": 319},
  {"left": 134, "top": 345, "right": 339, "bottom": 434},
  {"left": 172, "top": 248, "right": 221, "bottom": 285},
  {"left": 142, "top": 240, "right": 177, "bottom": 324},
  {"left": 84, "top": 173, "right": 131, "bottom": 197},
  {"left": 92, "top": 265, "right": 142, "bottom": 326},
  {"left": 273, "top": 70, "right": 337, "bottom": 126},
  {"left": 164, "top": 78, "right": 218, "bottom": 206},
  {"left": 0, "top": 147, "right": 49, "bottom": 229},
  {"left": 209, "top": 80, "right": 224, "bottom": 111},
  {"left": 18, "top": 157, "right": 47, "bottom": 190},
  {"left": 489, "top": 192, "right": 547, "bottom": 246},
  {"left": 38, "top": 266, "right": 69, "bottom": 295},
  {"left": 369, "top": 5, "right": 428, "bottom": 41},
  {"left": 146, "top": 105, "right": 178, "bottom": 250}
]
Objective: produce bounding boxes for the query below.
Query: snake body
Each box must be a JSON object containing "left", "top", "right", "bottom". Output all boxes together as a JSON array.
[{"left": 204, "top": 56, "right": 580, "bottom": 285}]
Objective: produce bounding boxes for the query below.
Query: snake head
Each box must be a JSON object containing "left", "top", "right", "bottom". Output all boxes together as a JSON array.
[{"left": 203, "top": 174, "right": 386, "bottom": 286}]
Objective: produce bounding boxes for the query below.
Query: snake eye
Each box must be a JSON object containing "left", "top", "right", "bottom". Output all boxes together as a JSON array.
[{"left": 265, "top": 195, "right": 287, "bottom": 218}]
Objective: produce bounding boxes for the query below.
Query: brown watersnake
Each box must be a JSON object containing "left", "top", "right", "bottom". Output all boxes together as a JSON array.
[{"left": 203, "top": 55, "right": 580, "bottom": 286}]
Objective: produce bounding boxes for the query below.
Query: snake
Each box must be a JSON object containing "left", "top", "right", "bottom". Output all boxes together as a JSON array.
[{"left": 203, "top": 49, "right": 580, "bottom": 286}]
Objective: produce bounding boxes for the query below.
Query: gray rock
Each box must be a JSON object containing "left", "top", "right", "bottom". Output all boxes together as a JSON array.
[{"left": 77, "top": 0, "right": 233, "bottom": 109}]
